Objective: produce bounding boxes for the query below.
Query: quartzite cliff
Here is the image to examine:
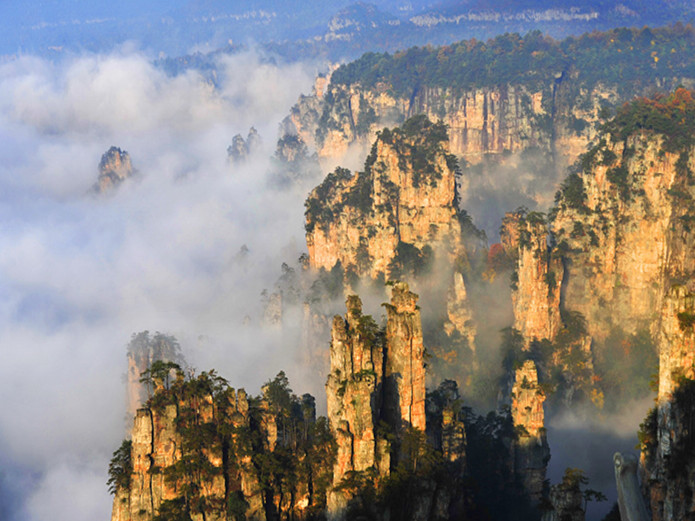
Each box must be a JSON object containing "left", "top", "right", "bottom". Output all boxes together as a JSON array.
[
  {"left": 109, "top": 83, "right": 695, "bottom": 521},
  {"left": 305, "top": 115, "right": 470, "bottom": 279}
]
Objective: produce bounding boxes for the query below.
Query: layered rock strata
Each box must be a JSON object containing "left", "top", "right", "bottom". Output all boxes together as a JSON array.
[
  {"left": 286, "top": 81, "right": 607, "bottom": 175},
  {"left": 511, "top": 360, "right": 550, "bottom": 503},
  {"left": 326, "top": 295, "right": 389, "bottom": 515},
  {"left": 305, "top": 115, "right": 468, "bottom": 279},
  {"left": 111, "top": 385, "right": 263, "bottom": 521},
  {"left": 503, "top": 211, "right": 562, "bottom": 344}
]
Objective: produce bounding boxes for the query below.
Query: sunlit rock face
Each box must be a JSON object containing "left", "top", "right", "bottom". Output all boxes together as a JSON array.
[
  {"left": 644, "top": 285, "right": 695, "bottom": 521},
  {"left": 287, "top": 80, "right": 607, "bottom": 176},
  {"left": 305, "top": 115, "right": 467, "bottom": 280},
  {"left": 552, "top": 131, "right": 695, "bottom": 342},
  {"left": 503, "top": 210, "right": 562, "bottom": 345},
  {"left": 304, "top": 115, "right": 482, "bottom": 382},
  {"left": 111, "top": 367, "right": 336, "bottom": 521},
  {"left": 325, "top": 284, "right": 427, "bottom": 516},
  {"left": 325, "top": 295, "right": 389, "bottom": 516},
  {"left": 384, "top": 282, "right": 426, "bottom": 433},
  {"left": 535, "top": 90, "right": 695, "bottom": 521},
  {"left": 509, "top": 92, "right": 695, "bottom": 399},
  {"left": 111, "top": 386, "right": 262, "bottom": 521},
  {"left": 94, "top": 146, "right": 134, "bottom": 193},
  {"left": 511, "top": 360, "right": 550, "bottom": 504}
]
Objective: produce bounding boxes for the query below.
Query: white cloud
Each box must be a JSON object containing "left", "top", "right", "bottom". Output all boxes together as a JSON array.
[{"left": 0, "top": 49, "right": 320, "bottom": 520}]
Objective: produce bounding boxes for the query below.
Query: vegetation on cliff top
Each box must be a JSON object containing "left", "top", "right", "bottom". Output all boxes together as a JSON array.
[
  {"left": 113, "top": 351, "right": 564, "bottom": 521},
  {"left": 107, "top": 439, "right": 132, "bottom": 495},
  {"left": 556, "top": 87, "right": 695, "bottom": 208},
  {"left": 305, "top": 115, "right": 462, "bottom": 235},
  {"left": 604, "top": 87, "right": 695, "bottom": 153},
  {"left": 111, "top": 366, "right": 336, "bottom": 521},
  {"left": 330, "top": 25, "right": 695, "bottom": 98}
]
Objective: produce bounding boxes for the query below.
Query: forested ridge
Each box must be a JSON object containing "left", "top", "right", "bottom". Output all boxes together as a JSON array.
[{"left": 331, "top": 25, "right": 695, "bottom": 97}]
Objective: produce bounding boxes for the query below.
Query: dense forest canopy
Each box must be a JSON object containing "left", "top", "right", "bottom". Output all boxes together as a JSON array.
[
  {"left": 604, "top": 87, "right": 695, "bottom": 152},
  {"left": 330, "top": 25, "right": 695, "bottom": 97}
]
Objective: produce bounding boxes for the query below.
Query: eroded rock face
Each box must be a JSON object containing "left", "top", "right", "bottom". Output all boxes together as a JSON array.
[
  {"left": 305, "top": 116, "right": 468, "bottom": 279},
  {"left": 658, "top": 286, "right": 695, "bottom": 399},
  {"left": 384, "top": 282, "right": 426, "bottom": 433},
  {"left": 262, "top": 291, "right": 283, "bottom": 327},
  {"left": 325, "top": 286, "right": 427, "bottom": 515},
  {"left": 286, "top": 81, "right": 608, "bottom": 176},
  {"left": 511, "top": 360, "right": 550, "bottom": 503},
  {"left": 444, "top": 271, "right": 477, "bottom": 353},
  {"left": 326, "top": 295, "right": 388, "bottom": 516},
  {"left": 552, "top": 132, "right": 695, "bottom": 341},
  {"left": 552, "top": 92, "right": 695, "bottom": 521},
  {"left": 504, "top": 211, "right": 562, "bottom": 344},
  {"left": 227, "top": 127, "right": 262, "bottom": 163},
  {"left": 111, "top": 387, "right": 260, "bottom": 521},
  {"left": 643, "top": 285, "right": 695, "bottom": 521},
  {"left": 614, "top": 452, "right": 650, "bottom": 521},
  {"left": 94, "top": 146, "right": 134, "bottom": 193}
]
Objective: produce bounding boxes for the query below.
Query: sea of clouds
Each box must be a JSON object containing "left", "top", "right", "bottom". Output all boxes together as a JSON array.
[{"left": 0, "top": 47, "right": 321, "bottom": 521}]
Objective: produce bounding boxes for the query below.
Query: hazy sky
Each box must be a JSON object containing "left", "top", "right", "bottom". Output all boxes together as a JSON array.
[{"left": 0, "top": 0, "right": 434, "bottom": 56}]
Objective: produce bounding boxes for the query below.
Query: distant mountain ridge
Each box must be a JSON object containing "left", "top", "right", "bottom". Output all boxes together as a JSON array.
[{"left": 2, "top": 0, "right": 694, "bottom": 61}]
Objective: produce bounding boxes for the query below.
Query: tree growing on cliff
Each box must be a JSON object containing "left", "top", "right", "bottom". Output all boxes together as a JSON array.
[
  {"left": 559, "top": 468, "right": 607, "bottom": 513},
  {"left": 139, "top": 360, "right": 183, "bottom": 396},
  {"left": 107, "top": 439, "right": 133, "bottom": 495}
]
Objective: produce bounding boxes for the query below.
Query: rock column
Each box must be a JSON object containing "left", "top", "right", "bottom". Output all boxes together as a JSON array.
[
  {"left": 326, "top": 296, "right": 388, "bottom": 517},
  {"left": 384, "top": 282, "right": 426, "bottom": 432},
  {"left": 511, "top": 360, "right": 550, "bottom": 503}
]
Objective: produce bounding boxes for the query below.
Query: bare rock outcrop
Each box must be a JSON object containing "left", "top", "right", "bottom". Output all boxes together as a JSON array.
[
  {"left": 444, "top": 271, "right": 477, "bottom": 353},
  {"left": 511, "top": 360, "right": 550, "bottom": 503},
  {"left": 552, "top": 120, "right": 695, "bottom": 341},
  {"left": 227, "top": 127, "right": 261, "bottom": 163},
  {"left": 305, "top": 115, "right": 469, "bottom": 279},
  {"left": 286, "top": 81, "right": 605, "bottom": 176},
  {"left": 326, "top": 284, "right": 427, "bottom": 515},
  {"left": 503, "top": 210, "right": 562, "bottom": 344},
  {"left": 384, "top": 282, "right": 426, "bottom": 433},
  {"left": 614, "top": 452, "right": 650, "bottom": 521},
  {"left": 111, "top": 381, "right": 261, "bottom": 521},
  {"left": 94, "top": 146, "right": 134, "bottom": 193},
  {"left": 326, "top": 295, "right": 389, "bottom": 516},
  {"left": 643, "top": 284, "right": 695, "bottom": 521}
]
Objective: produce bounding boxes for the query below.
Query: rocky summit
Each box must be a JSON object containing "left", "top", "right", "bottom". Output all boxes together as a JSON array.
[{"left": 94, "top": 146, "right": 135, "bottom": 193}]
